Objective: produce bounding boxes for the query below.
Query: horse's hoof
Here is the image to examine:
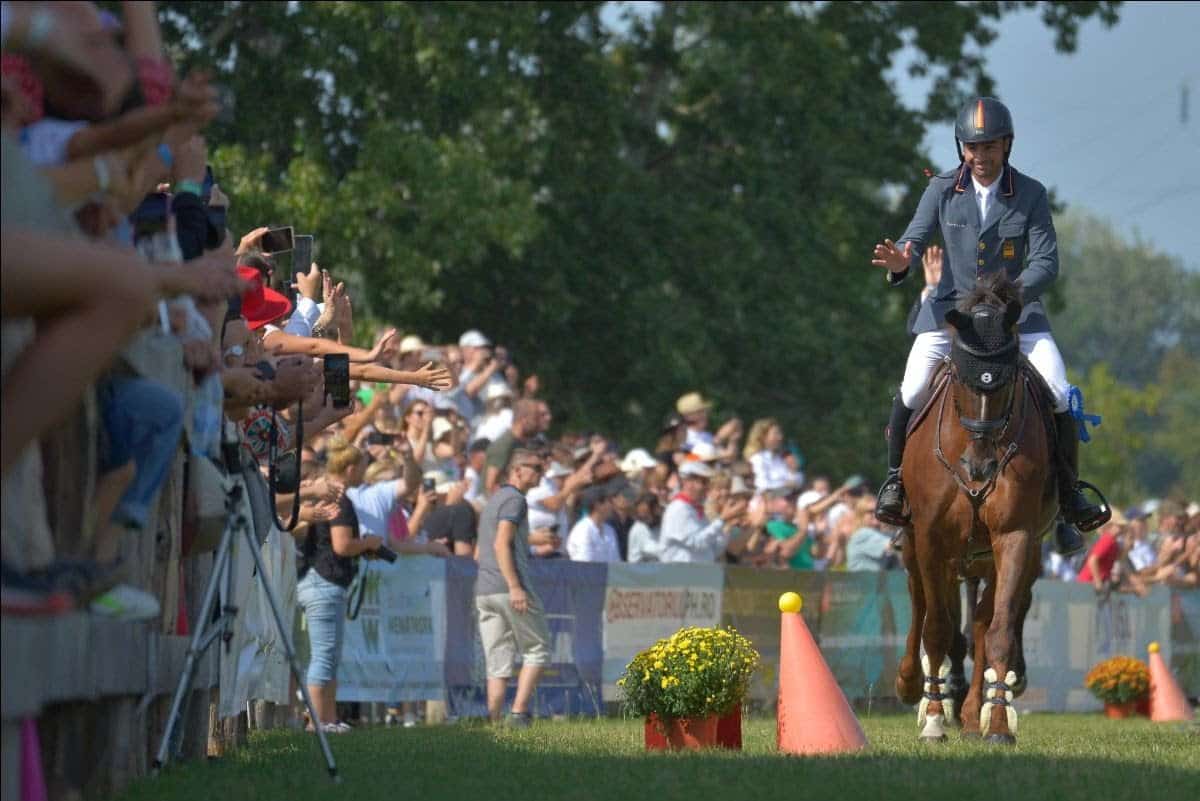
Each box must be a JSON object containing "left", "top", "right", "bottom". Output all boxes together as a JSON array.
[
  {"left": 960, "top": 730, "right": 983, "bottom": 741},
  {"left": 985, "top": 733, "right": 1016, "bottom": 746}
]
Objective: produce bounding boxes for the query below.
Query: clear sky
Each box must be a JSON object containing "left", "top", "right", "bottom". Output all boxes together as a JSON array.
[{"left": 891, "top": 1, "right": 1199, "bottom": 270}]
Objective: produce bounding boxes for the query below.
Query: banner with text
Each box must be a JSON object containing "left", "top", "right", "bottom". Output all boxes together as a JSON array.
[
  {"left": 337, "top": 556, "right": 445, "bottom": 702},
  {"left": 601, "top": 563, "right": 724, "bottom": 699}
]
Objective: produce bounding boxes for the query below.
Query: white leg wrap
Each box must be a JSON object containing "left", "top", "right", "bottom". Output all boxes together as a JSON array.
[
  {"left": 980, "top": 668, "right": 1019, "bottom": 734},
  {"left": 916, "top": 654, "right": 954, "bottom": 731}
]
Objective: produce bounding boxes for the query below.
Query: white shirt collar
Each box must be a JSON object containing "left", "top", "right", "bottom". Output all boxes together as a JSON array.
[{"left": 971, "top": 168, "right": 1003, "bottom": 200}]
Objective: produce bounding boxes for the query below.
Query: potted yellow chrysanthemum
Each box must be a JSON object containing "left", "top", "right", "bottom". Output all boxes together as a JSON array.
[
  {"left": 618, "top": 626, "right": 760, "bottom": 750},
  {"left": 1084, "top": 655, "right": 1150, "bottom": 718}
]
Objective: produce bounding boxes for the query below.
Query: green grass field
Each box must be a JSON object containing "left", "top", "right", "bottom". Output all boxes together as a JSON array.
[{"left": 118, "top": 714, "right": 1198, "bottom": 801}]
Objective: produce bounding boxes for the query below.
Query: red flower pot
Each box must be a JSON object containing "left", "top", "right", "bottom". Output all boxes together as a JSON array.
[
  {"left": 1103, "top": 701, "right": 1137, "bottom": 719},
  {"left": 644, "top": 713, "right": 720, "bottom": 750}
]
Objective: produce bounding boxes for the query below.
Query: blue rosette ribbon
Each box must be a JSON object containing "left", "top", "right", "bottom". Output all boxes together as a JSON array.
[{"left": 1067, "top": 386, "right": 1101, "bottom": 443}]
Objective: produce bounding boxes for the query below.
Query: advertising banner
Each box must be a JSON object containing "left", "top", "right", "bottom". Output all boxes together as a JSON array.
[
  {"left": 443, "top": 559, "right": 607, "bottom": 718},
  {"left": 602, "top": 563, "right": 724, "bottom": 699},
  {"left": 337, "top": 555, "right": 445, "bottom": 702}
]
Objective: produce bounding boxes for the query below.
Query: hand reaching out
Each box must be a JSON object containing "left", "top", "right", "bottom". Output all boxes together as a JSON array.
[
  {"left": 367, "top": 329, "right": 399, "bottom": 363},
  {"left": 871, "top": 239, "right": 912, "bottom": 273},
  {"left": 411, "top": 361, "right": 453, "bottom": 391}
]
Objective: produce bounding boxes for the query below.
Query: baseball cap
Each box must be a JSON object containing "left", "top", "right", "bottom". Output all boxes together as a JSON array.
[
  {"left": 545, "top": 461, "right": 572, "bottom": 479},
  {"left": 399, "top": 334, "right": 426, "bottom": 354},
  {"left": 679, "top": 461, "right": 716, "bottom": 479},
  {"left": 619, "top": 448, "right": 658, "bottom": 474},
  {"left": 484, "top": 382, "right": 514, "bottom": 402},
  {"left": 458, "top": 329, "right": 491, "bottom": 348},
  {"left": 796, "top": 489, "right": 825, "bottom": 510},
  {"left": 1124, "top": 505, "right": 1148, "bottom": 521},
  {"left": 685, "top": 441, "right": 720, "bottom": 463}
]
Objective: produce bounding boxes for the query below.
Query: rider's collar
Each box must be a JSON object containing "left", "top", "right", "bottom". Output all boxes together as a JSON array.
[{"left": 954, "top": 163, "right": 1016, "bottom": 198}]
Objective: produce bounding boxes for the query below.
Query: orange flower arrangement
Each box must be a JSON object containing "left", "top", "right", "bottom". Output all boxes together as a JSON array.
[{"left": 1084, "top": 655, "right": 1150, "bottom": 704}]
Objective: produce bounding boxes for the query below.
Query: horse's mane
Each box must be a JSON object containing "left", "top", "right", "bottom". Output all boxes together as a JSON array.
[{"left": 957, "top": 273, "right": 1022, "bottom": 313}]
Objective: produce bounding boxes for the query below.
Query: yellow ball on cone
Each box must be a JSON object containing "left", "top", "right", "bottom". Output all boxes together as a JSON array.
[{"left": 779, "top": 592, "right": 803, "bottom": 614}]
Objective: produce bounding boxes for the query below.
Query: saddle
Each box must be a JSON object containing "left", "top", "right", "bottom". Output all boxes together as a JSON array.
[{"left": 907, "top": 356, "right": 1055, "bottom": 440}]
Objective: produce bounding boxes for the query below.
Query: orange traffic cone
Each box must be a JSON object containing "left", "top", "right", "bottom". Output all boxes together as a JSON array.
[
  {"left": 1147, "top": 642, "right": 1194, "bottom": 723},
  {"left": 776, "top": 592, "right": 868, "bottom": 755}
]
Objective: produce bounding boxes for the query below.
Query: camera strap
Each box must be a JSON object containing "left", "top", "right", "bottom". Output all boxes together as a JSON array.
[
  {"left": 346, "top": 561, "right": 368, "bottom": 621},
  {"left": 268, "top": 400, "right": 302, "bottom": 532}
]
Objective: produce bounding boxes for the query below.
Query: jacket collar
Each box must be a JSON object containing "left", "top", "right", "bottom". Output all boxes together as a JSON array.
[{"left": 954, "top": 163, "right": 1016, "bottom": 197}]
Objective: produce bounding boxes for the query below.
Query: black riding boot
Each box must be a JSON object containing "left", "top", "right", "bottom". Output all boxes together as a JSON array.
[
  {"left": 1053, "top": 411, "right": 1108, "bottom": 555},
  {"left": 876, "top": 397, "right": 913, "bottom": 527}
]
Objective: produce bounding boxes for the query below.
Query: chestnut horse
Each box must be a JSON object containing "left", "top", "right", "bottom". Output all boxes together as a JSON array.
[{"left": 894, "top": 276, "right": 1058, "bottom": 744}]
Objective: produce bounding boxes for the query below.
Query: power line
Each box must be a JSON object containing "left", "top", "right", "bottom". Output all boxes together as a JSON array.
[{"left": 1119, "top": 184, "right": 1200, "bottom": 219}]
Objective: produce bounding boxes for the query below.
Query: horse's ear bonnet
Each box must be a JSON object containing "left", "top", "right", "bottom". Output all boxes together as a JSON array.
[{"left": 951, "top": 304, "right": 1018, "bottom": 392}]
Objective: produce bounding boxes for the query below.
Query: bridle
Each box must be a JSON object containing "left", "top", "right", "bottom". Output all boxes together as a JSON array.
[{"left": 933, "top": 335, "right": 1025, "bottom": 505}]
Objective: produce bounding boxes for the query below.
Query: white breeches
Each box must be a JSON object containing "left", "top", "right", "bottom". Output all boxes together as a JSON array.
[{"left": 900, "top": 330, "right": 1069, "bottom": 413}]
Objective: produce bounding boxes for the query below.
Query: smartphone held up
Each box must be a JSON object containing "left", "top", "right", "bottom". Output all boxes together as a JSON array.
[{"left": 323, "top": 354, "right": 351, "bottom": 409}]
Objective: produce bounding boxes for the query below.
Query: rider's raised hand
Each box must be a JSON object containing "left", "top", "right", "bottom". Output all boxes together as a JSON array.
[
  {"left": 922, "top": 244, "right": 944, "bottom": 286},
  {"left": 871, "top": 238, "right": 912, "bottom": 273}
]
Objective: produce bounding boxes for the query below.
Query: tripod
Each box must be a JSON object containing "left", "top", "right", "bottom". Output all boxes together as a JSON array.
[{"left": 153, "top": 436, "right": 339, "bottom": 781}]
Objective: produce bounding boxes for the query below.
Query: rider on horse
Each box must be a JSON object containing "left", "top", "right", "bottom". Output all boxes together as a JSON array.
[{"left": 869, "top": 96, "right": 1108, "bottom": 555}]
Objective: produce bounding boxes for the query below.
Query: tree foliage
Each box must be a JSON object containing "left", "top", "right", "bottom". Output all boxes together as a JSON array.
[{"left": 157, "top": 0, "right": 1122, "bottom": 479}]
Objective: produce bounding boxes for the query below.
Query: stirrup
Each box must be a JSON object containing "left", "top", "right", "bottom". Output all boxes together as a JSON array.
[
  {"left": 876, "top": 491, "right": 910, "bottom": 528},
  {"left": 1065, "top": 481, "right": 1111, "bottom": 532}
]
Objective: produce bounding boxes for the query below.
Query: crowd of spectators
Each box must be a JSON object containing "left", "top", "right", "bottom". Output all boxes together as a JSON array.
[{"left": 1, "top": 1, "right": 1195, "bottom": 738}]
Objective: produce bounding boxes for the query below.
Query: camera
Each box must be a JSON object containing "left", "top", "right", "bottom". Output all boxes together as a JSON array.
[
  {"left": 422, "top": 477, "right": 437, "bottom": 492},
  {"left": 374, "top": 545, "right": 398, "bottom": 563}
]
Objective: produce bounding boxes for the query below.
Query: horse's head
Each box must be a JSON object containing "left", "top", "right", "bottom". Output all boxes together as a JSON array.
[{"left": 944, "top": 276, "right": 1022, "bottom": 482}]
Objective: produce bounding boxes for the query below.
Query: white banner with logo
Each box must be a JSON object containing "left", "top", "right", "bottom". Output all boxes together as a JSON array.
[
  {"left": 601, "top": 563, "right": 724, "bottom": 699},
  {"left": 337, "top": 556, "right": 446, "bottom": 702}
]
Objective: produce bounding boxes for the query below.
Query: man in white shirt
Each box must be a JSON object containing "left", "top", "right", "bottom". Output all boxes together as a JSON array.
[
  {"left": 658, "top": 461, "right": 748, "bottom": 563},
  {"left": 566, "top": 485, "right": 621, "bottom": 563}
]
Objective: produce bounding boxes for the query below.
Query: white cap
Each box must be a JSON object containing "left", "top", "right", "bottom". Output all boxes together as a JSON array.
[
  {"left": 431, "top": 417, "right": 455, "bottom": 442},
  {"left": 545, "top": 461, "right": 572, "bottom": 479},
  {"left": 619, "top": 448, "right": 658, "bottom": 474},
  {"left": 484, "top": 382, "right": 514, "bottom": 402},
  {"left": 679, "top": 461, "right": 716, "bottom": 479},
  {"left": 796, "top": 489, "right": 825, "bottom": 510},
  {"left": 686, "top": 440, "right": 720, "bottom": 462},
  {"left": 458, "top": 329, "right": 491, "bottom": 348},
  {"left": 399, "top": 334, "right": 425, "bottom": 354}
]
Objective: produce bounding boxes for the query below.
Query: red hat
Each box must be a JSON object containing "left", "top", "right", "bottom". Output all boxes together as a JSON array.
[{"left": 238, "top": 265, "right": 292, "bottom": 330}]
